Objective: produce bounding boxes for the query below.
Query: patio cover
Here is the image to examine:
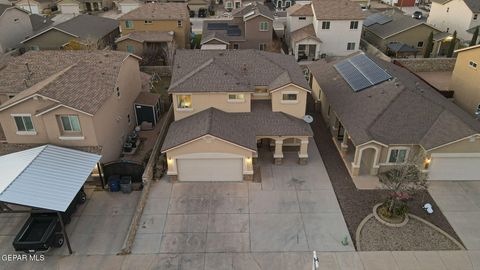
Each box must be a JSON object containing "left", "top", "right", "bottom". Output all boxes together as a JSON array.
[{"left": 0, "top": 145, "right": 101, "bottom": 212}]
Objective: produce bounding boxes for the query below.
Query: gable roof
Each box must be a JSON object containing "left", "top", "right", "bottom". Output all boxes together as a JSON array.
[
  {"left": 170, "top": 50, "right": 310, "bottom": 93},
  {"left": 365, "top": 12, "right": 439, "bottom": 39},
  {"left": 29, "top": 14, "right": 53, "bottom": 31},
  {"left": 232, "top": 2, "right": 274, "bottom": 20},
  {"left": 290, "top": 24, "right": 321, "bottom": 43},
  {"left": 22, "top": 14, "right": 118, "bottom": 43},
  {"left": 0, "top": 3, "right": 27, "bottom": 16},
  {"left": 311, "top": 0, "right": 366, "bottom": 20},
  {"left": 118, "top": 2, "right": 189, "bottom": 21},
  {"left": 432, "top": 0, "right": 480, "bottom": 12},
  {"left": 455, "top": 43, "right": 480, "bottom": 53},
  {"left": 115, "top": 31, "right": 174, "bottom": 43},
  {"left": 286, "top": 3, "right": 313, "bottom": 16},
  {"left": 162, "top": 102, "right": 313, "bottom": 152},
  {"left": 0, "top": 51, "right": 139, "bottom": 115},
  {"left": 308, "top": 53, "right": 480, "bottom": 150},
  {"left": 200, "top": 20, "right": 245, "bottom": 45}
]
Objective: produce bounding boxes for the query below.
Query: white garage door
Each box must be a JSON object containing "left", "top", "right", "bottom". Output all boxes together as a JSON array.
[
  {"left": 59, "top": 4, "right": 79, "bottom": 14},
  {"left": 201, "top": 44, "right": 228, "bottom": 50},
  {"left": 120, "top": 4, "right": 140, "bottom": 14},
  {"left": 429, "top": 155, "right": 480, "bottom": 181},
  {"left": 177, "top": 158, "right": 243, "bottom": 181}
]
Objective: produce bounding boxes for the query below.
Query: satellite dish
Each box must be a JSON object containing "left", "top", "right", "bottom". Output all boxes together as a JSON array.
[{"left": 303, "top": 115, "right": 313, "bottom": 124}]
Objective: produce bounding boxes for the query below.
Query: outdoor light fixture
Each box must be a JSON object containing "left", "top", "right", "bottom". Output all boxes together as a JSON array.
[{"left": 424, "top": 157, "right": 431, "bottom": 169}]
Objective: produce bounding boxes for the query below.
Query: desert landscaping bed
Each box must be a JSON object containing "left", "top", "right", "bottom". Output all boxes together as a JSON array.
[{"left": 309, "top": 113, "right": 463, "bottom": 249}]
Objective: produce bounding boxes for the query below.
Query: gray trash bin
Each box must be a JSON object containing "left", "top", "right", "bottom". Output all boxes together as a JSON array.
[{"left": 120, "top": 176, "right": 132, "bottom": 193}]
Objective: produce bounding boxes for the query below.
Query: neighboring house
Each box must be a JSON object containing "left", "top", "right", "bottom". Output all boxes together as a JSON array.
[
  {"left": 15, "top": 0, "right": 53, "bottom": 14},
  {"left": 201, "top": 2, "right": 274, "bottom": 50},
  {"left": 57, "top": 0, "right": 113, "bottom": 13},
  {"left": 0, "top": 50, "right": 143, "bottom": 162},
  {"left": 285, "top": 0, "right": 366, "bottom": 61},
  {"left": 29, "top": 13, "right": 53, "bottom": 30},
  {"left": 21, "top": 14, "right": 119, "bottom": 50},
  {"left": 115, "top": 0, "right": 142, "bottom": 14},
  {"left": 115, "top": 31, "right": 174, "bottom": 64},
  {"left": 0, "top": 4, "right": 32, "bottom": 53},
  {"left": 450, "top": 44, "right": 480, "bottom": 116},
  {"left": 427, "top": 0, "right": 480, "bottom": 42},
  {"left": 118, "top": 2, "right": 191, "bottom": 49},
  {"left": 308, "top": 52, "right": 480, "bottom": 181},
  {"left": 272, "top": 0, "right": 293, "bottom": 11},
  {"left": 188, "top": 0, "right": 208, "bottom": 12},
  {"left": 363, "top": 12, "right": 454, "bottom": 57},
  {"left": 381, "top": 0, "right": 416, "bottom": 7},
  {"left": 161, "top": 49, "right": 313, "bottom": 182}
]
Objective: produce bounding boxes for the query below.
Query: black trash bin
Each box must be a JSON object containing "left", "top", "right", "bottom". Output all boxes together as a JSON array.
[{"left": 120, "top": 176, "right": 132, "bottom": 194}]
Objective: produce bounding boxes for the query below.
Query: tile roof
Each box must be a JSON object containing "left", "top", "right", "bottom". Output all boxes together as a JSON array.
[
  {"left": 308, "top": 53, "right": 480, "bottom": 150},
  {"left": 162, "top": 101, "right": 313, "bottom": 152},
  {"left": 311, "top": 0, "right": 366, "bottom": 20},
  {"left": 0, "top": 50, "right": 137, "bottom": 115},
  {"left": 364, "top": 13, "right": 429, "bottom": 38},
  {"left": 118, "top": 2, "right": 189, "bottom": 21},
  {"left": 432, "top": 0, "right": 480, "bottom": 12},
  {"left": 169, "top": 49, "right": 310, "bottom": 93},
  {"left": 115, "top": 31, "right": 174, "bottom": 43},
  {"left": 286, "top": 3, "right": 313, "bottom": 16},
  {"left": 135, "top": 91, "right": 160, "bottom": 106},
  {"left": 290, "top": 24, "right": 321, "bottom": 43},
  {"left": 29, "top": 14, "right": 53, "bottom": 31},
  {"left": 0, "top": 3, "right": 16, "bottom": 16},
  {"left": 232, "top": 2, "right": 274, "bottom": 20},
  {"left": 200, "top": 20, "right": 245, "bottom": 45}
]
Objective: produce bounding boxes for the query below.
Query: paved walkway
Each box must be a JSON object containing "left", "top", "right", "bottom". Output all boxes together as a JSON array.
[{"left": 429, "top": 181, "right": 480, "bottom": 250}]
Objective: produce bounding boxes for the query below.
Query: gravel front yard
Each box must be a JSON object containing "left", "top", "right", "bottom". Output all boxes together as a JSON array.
[{"left": 358, "top": 216, "right": 462, "bottom": 251}]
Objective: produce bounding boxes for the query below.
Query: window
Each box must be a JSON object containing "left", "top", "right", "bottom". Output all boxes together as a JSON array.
[
  {"left": 417, "top": 41, "right": 424, "bottom": 48},
  {"left": 177, "top": 20, "right": 182, "bottom": 27},
  {"left": 299, "top": 16, "right": 306, "bottom": 20},
  {"left": 8, "top": 94, "right": 15, "bottom": 99},
  {"left": 469, "top": 60, "right": 478, "bottom": 69},
  {"left": 259, "top": 21, "right": 268, "bottom": 31},
  {"left": 350, "top": 21, "right": 359, "bottom": 29},
  {"left": 446, "top": 7, "right": 449, "bottom": 12},
  {"left": 116, "top": 87, "right": 120, "bottom": 97},
  {"left": 60, "top": 115, "right": 81, "bottom": 132},
  {"left": 347, "top": 42, "right": 356, "bottom": 50},
  {"left": 235, "top": 1, "right": 241, "bottom": 8},
  {"left": 126, "top": 45, "right": 135, "bottom": 53},
  {"left": 233, "top": 43, "right": 239, "bottom": 49},
  {"left": 13, "top": 115, "right": 34, "bottom": 133},
  {"left": 259, "top": 43, "right": 267, "bottom": 50},
  {"left": 321, "top": 21, "right": 330, "bottom": 29},
  {"left": 144, "top": 20, "right": 152, "bottom": 24},
  {"left": 446, "top": 27, "right": 450, "bottom": 32},
  {"left": 282, "top": 93, "right": 297, "bottom": 101},
  {"left": 388, "top": 148, "right": 408, "bottom": 163},
  {"left": 128, "top": 114, "right": 131, "bottom": 124},
  {"left": 226, "top": 1, "right": 232, "bottom": 8},
  {"left": 474, "top": 14, "right": 478, "bottom": 20},
  {"left": 177, "top": 95, "right": 192, "bottom": 109},
  {"left": 228, "top": 93, "right": 245, "bottom": 102},
  {"left": 125, "top": 20, "right": 133, "bottom": 29}
]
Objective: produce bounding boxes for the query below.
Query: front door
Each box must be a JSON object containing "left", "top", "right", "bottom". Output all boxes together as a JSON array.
[
  {"left": 337, "top": 122, "right": 344, "bottom": 140},
  {"left": 85, "top": 2, "right": 92, "bottom": 11},
  {"left": 308, "top": 45, "right": 316, "bottom": 59}
]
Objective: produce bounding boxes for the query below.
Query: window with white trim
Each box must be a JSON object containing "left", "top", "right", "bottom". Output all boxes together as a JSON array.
[
  {"left": 259, "top": 21, "right": 269, "bottom": 31},
  {"left": 347, "top": 42, "right": 356, "bottom": 50},
  {"left": 60, "top": 115, "right": 81, "bottom": 132},
  {"left": 321, "top": 21, "right": 330, "bottom": 29},
  {"left": 144, "top": 20, "right": 152, "bottom": 24},
  {"left": 469, "top": 60, "right": 478, "bottom": 69},
  {"left": 350, "top": 21, "right": 359, "bottom": 29},
  {"left": 177, "top": 20, "right": 182, "bottom": 27},
  {"left": 299, "top": 16, "right": 306, "bottom": 20},
  {"left": 177, "top": 94, "right": 192, "bottom": 109},
  {"left": 282, "top": 93, "right": 297, "bottom": 101},
  {"left": 417, "top": 41, "right": 424, "bottom": 48},
  {"left": 474, "top": 14, "right": 478, "bottom": 20},
  {"left": 388, "top": 148, "right": 409, "bottom": 163},
  {"left": 125, "top": 20, "right": 134, "bottom": 29},
  {"left": 13, "top": 115, "right": 34, "bottom": 133},
  {"left": 259, "top": 43, "right": 267, "bottom": 50},
  {"left": 228, "top": 93, "right": 245, "bottom": 102}
]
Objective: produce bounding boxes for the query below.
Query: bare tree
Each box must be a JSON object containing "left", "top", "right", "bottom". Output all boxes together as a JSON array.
[{"left": 63, "top": 37, "right": 99, "bottom": 51}]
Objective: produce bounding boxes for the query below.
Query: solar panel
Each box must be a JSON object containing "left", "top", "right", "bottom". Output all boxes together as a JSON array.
[
  {"left": 226, "top": 25, "right": 241, "bottom": 36},
  {"left": 334, "top": 54, "right": 392, "bottom": 92},
  {"left": 363, "top": 13, "right": 392, "bottom": 27},
  {"left": 207, "top": 23, "right": 228, "bottom": 30}
]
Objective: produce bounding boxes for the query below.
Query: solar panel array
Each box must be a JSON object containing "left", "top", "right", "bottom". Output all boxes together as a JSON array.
[
  {"left": 227, "top": 25, "right": 241, "bottom": 36},
  {"left": 207, "top": 23, "right": 241, "bottom": 36},
  {"left": 334, "top": 54, "right": 392, "bottom": 92},
  {"left": 207, "top": 23, "right": 229, "bottom": 30},
  {"left": 363, "top": 13, "right": 393, "bottom": 27}
]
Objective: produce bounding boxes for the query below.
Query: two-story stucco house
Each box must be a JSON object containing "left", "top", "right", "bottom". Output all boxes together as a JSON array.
[
  {"left": 308, "top": 52, "right": 480, "bottom": 181},
  {"left": 285, "top": 0, "right": 366, "bottom": 61},
  {"left": 0, "top": 4, "right": 33, "bottom": 53},
  {"left": 118, "top": 2, "right": 191, "bottom": 49},
  {"left": 201, "top": 2, "right": 274, "bottom": 50},
  {"left": 450, "top": 44, "right": 480, "bottom": 116},
  {"left": 0, "top": 51, "right": 143, "bottom": 163},
  {"left": 427, "top": 0, "right": 480, "bottom": 42},
  {"left": 161, "top": 50, "right": 313, "bottom": 182}
]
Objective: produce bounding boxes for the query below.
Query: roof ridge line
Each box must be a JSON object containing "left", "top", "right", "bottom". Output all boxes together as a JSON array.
[{"left": 169, "top": 58, "right": 214, "bottom": 90}]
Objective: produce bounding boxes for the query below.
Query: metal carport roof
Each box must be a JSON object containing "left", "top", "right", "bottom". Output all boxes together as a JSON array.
[{"left": 0, "top": 145, "right": 101, "bottom": 212}]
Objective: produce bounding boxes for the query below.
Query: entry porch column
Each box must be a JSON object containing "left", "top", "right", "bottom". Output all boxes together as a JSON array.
[
  {"left": 298, "top": 138, "right": 309, "bottom": 165},
  {"left": 273, "top": 139, "right": 283, "bottom": 165},
  {"left": 341, "top": 129, "right": 348, "bottom": 154}
]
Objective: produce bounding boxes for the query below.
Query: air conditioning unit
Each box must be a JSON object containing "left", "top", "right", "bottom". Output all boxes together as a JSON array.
[{"left": 320, "top": 53, "right": 327, "bottom": 59}]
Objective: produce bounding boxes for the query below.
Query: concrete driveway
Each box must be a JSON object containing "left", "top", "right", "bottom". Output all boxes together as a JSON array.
[
  {"left": 429, "top": 181, "right": 480, "bottom": 250},
  {"left": 132, "top": 139, "right": 354, "bottom": 256}
]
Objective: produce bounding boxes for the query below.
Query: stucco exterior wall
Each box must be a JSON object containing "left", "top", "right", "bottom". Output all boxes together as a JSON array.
[
  {"left": 427, "top": 0, "right": 477, "bottom": 41},
  {"left": 0, "top": 8, "right": 32, "bottom": 53},
  {"left": 22, "top": 29, "right": 75, "bottom": 50},
  {"left": 172, "top": 92, "right": 252, "bottom": 120},
  {"left": 428, "top": 136, "right": 480, "bottom": 154},
  {"left": 271, "top": 85, "right": 307, "bottom": 119},
  {"left": 378, "top": 24, "right": 440, "bottom": 56},
  {"left": 242, "top": 15, "right": 273, "bottom": 50},
  {"left": 450, "top": 47, "right": 480, "bottom": 114},
  {"left": 116, "top": 39, "right": 144, "bottom": 56}
]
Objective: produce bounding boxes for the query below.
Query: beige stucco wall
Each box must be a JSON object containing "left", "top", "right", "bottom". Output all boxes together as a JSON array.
[
  {"left": 271, "top": 85, "right": 307, "bottom": 119},
  {"left": 172, "top": 92, "right": 252, "bottom": 120},
  {"left": 116, "top": 39, "right": 144, "bottom": 56},
  {"left": 242, "top": 15, "right": 273, "bottom": 50},
  {"left": 92, "top": 56, "right": 142, "bottom": 162},
  {"left": 450, "top": 47, "right": 480, "bottom": 115},
  {"left": 119, "top": 19, "right": 191, "bottom": 49},
  {"left": 0, "top": 8, "right": 32, "bottom": 53},
  {"left": 428, "top": 135, "right": 480, "bottom": 154},
  {"left": 23, "top": 29, "right": 76, "bottom": 50}
]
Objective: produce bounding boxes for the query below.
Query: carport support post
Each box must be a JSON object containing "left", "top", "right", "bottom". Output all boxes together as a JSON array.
[{"left": 57, "top": 212, "right": 73, "bottom": 255}]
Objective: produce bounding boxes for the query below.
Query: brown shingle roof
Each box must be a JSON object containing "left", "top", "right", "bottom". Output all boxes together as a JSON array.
[
  {"left": 311, "top": 0, "right": 366, "bottom": 20},
  {"left": 286, "top": 3, "right": 313, "bottom": 16},
  {"left": 308, "top": 53, "right": 480, "bottom": 149},
  {"left": 161, "top": 101, "right": 313, "bottom": 152},
  {"left": 0, "top": 51, "right": 138, "bottom": 115},
  {"left": 115, "top": 31, "right": 174, "bottom": 43},
  {"left": 432, "top": 0, "right": 480, "bottom": 12},
  {"left": 135, "top": 91, "right": 160, "bottom": 106},
  {"left": 169, "top": 50, "right": 310, "bottom": 93},
  {"left": 290, "top": 24, "right": 321, "bottom": 43},
  {"left": 118, "top": 2, "right": 189, "bottom": 21}
]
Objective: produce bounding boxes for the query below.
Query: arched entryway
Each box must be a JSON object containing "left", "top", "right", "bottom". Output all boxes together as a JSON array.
[{"left": 358, "top": 147, "right": 379, "bottom": 175}]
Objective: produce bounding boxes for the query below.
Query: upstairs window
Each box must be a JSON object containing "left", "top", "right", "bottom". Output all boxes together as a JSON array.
[
  {"left": 474, "top": 14, "right": 478, "bottom": 20},
  {"left": 60, "top": 115, "right": 81, "bottom": 132},
  {"left": 13, "top": 115, "right": 34, "bottom": 133},
  {"left": 259, "top": 43, "right": 267, "bottom": 50},
  {"left": 388, "top": 148, "right": 408, "bottom": 163},
  {"left": 417, "top": 41, "right": 424, "bottom": 48},
  {"left": 469, "top": 60, "right": 478, "bottom": 69},
  {"left": 259, "top": 21, "right": 269, "bottom": 31},
  {"left": 177, "top": 95, "right": 192, "bottom": 109},
  {"left": 116, "top": 87, "right": 120, "bottom": 97},
  {"left": 144, "top": 20, "right": 152, "bottom": 24},
  {"left": 299, "top": 16, "right": 306, "bottom": 20},
  {"left": 125, "top": 20, "right": 134, "bottom": 29},
  {"left": 350, "top": 21, "right": 359, "bottom": 29},
  {"left": 446, "top": 7, "right": 449, "bottom": 12},
  {"left": 347, "top": 42, "right": 356, "bottom": 50},
  {"left": 282, "top": 93, "right": 298, "bottom": 102},
  {"left": 321, "top": 21, "right": 330, "bottom": 29},
  {"left": 228, "top": 93, "right": 245, "bottom": 102},
  {"left": 177, "top": 20, "right": 183, "bottom": 27}
]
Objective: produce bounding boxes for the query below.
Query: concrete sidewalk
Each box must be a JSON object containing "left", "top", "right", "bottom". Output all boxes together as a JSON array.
[{"left": 3, "top": 250, "right": 478, "bottom": 269}]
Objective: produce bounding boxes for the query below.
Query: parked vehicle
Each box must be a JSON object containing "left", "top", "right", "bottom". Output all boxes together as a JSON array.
[
  {"left": 412, "top": 11, "right": 423, "bottom": 19},
  {"left": 198, "top": 8, "right": 207, "bottom": 18},
  {"left": 12, "top": 188, "right": 86, "bottom": 253}
]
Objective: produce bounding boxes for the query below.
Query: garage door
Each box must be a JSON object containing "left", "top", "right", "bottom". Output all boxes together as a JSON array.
[
  {"left": 59, "top": 4, "right": 79, "bottom": 14},
  {"left": 177, "top": 158, "right": 243, "bottom": 181},
  {"left": 429, "top": 155, "right": 480, "bottom": 180},
  {"left": 201, "top": 44, "right": 228, "bottom": 50}
]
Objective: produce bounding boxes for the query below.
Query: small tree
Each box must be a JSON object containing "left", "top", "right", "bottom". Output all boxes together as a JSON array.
[
  {"left": 446, "top": 31, "right": 457, "bottom": 58},
  {"left": 470, "top": 26, "right": 479, "bottom": 47},
  {"left": 423, "top": 31, "right": 434, "bottom": 58},
  {"left": 378, "top": 152, "right": 428, "bottom": 220}
]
